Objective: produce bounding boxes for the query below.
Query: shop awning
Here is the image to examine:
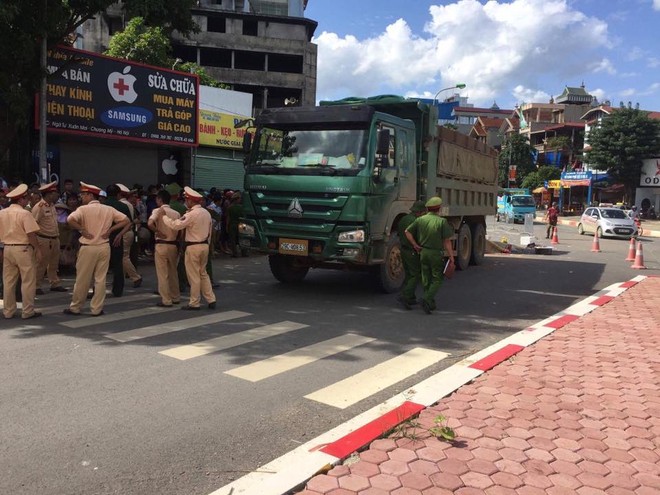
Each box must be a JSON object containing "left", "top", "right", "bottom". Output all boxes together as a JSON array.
[
  {"left": 561, "top": 179, "right": 591, "bottom": 187},
  {"left": 532, "top": 186, "right": 547, "bottom": 194}
]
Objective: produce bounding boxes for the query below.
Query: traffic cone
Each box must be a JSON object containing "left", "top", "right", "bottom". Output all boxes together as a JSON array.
[
  {"left": 631, "top": 240, "right": 647, "bottom": 269},
  {"left": 625, "top": 237, "right": 636, "bottom": 261},
  {"left": 591, "top": 230, "right": 601, "bottom": 252},
  {"left": 551, "top": 226, "right": 559, "bottom": 244}
]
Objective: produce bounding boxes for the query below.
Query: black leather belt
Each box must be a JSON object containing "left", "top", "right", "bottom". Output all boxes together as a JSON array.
[
  {"left": 155, "top": 240, "right": 179, "bottom": 245},
  {"left": 4, "top": 243, "right": 30, "bottom": 246},
  {"left": 37, "top": 234, "right": 58, "bottom": 239},
  {"left": 185, "top": 240, "right": 208, "bottom": 246}
]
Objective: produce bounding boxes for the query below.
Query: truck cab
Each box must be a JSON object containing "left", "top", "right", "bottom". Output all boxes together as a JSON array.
[{"left": 497, "top": 189, "right": 536, "bottom": 224}]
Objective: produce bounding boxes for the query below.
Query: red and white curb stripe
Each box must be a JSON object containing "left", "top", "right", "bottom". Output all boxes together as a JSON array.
[{"left": 210, "top": 275, "right": 647, "bottom": 495}]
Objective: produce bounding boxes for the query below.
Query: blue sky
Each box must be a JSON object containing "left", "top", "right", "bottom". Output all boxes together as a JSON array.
[{"left": 305, "top": 0, "right": 660, "bottom": 112}]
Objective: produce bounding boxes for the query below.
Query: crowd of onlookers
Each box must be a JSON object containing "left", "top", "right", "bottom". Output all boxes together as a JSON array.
[{"left": 0, "top": 177, "right": 247, "bottom": 275}]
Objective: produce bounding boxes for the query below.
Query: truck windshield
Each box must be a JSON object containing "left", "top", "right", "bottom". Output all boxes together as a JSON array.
[
  {"left": 511, "top": 196, "right": 535, "bottom": 207},
  {"left": 247, "top": 127, "right": 369, "bottom": 176}
]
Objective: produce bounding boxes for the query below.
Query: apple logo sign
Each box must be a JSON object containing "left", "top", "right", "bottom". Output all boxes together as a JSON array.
[
  {"left": 162, "top": 155, "right": 178, "bottom": 175},
  {"left": 108, "top": 66, "right": 138, "bottom": 104}
]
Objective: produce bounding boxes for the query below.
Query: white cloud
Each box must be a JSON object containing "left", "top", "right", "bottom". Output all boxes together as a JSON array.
[
  {"left": 313, "top": 0, "right": 612, "bottom": 106},
  {"left": 654, "top": 0, "right": 660, "bottom": 11},
  {"left": 511, "top": 85, "right": 551, "bottom": 104},
  {"left": 588, "top": 58, "right": 616, "bottom": 75},
  {"left": 648, "top": 57, "right": 660, "bottom": 68}
]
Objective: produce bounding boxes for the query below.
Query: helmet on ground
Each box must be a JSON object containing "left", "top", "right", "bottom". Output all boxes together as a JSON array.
[{"left": 425, "top": 196, "right": 442, "bottom": 209}]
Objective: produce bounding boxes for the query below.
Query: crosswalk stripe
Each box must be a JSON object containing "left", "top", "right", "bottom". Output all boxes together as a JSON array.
[
  {"left": 1, "top": 293, "right": 158, "bottom": 315},
  {"left": 304, "top": 347, "right": 450, "bottom": 409},
  {"left": 60, "top": 305, "right": 180, "bottom": 329},
  {"left": 159, "top": 320, "right": 309, "bottom": 361},
  {"left": 225, "top": 333, "right": 376, "bottom": 382},
  {"left": 107, "top": 310, "right": 251, "bottom": 343}
]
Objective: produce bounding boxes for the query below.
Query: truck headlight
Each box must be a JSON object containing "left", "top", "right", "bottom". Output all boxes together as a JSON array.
[
  {"left": 238, "top": 223, "right": 255, "bottom": 236},
  {"left": 338, "top": 230, "right": 365, "bottom": 242}
]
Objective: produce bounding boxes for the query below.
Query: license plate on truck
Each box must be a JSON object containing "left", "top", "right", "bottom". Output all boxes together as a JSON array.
[{"left": 278, "top": 238, "right": 308, "bottom": 256}]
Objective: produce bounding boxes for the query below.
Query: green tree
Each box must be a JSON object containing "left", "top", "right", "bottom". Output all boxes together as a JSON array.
[
  {"left": 587, "top": 107, "right": 660, "bottom": 202},
  {"left": 105, "top": 17, "right": 227, "bottom": 88},
  {"left": 105, "top": 17, "right": 171, "bottom": 67},
  {"left": 520, "top": 165, "right": 561, "bottom": 190},
  {"left": 498, "top": 133, "right": 536, "bottom": 187}
]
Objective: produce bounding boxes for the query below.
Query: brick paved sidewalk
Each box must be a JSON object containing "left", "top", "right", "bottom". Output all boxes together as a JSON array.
[{"left": 297, "top": 277, "right": 660, "bottom": 495}]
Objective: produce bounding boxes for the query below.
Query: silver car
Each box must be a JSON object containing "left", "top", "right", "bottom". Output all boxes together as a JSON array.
[{"left": 577, "top": 207, "right": 637, "bottom": 239}]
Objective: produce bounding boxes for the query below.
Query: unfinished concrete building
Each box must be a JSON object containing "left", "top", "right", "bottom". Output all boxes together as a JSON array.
[
  {"left": 79, "top": 0, "right": 318, "bottom": 114},
  {"left": 174, "top": 0, "right": 317, "bottom": 113}
]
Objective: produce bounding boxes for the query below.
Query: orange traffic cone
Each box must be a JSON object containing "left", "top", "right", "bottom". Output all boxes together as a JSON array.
[
  {"left": 551, "top": 226, "right": 559, "bottom": 245},
  {"left": 591, "top": 231, "right": 601, "bottom": 252},
  {"left": 631, "top": 240, "right": 647, "bottom": 269},
  {"left": 625, "top": 237, "right": 636, "bottom": 261}
]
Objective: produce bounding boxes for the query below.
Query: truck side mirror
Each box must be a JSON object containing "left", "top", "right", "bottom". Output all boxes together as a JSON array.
[{"left": 242, "top": 132, "right": 252, "bottom": 154}]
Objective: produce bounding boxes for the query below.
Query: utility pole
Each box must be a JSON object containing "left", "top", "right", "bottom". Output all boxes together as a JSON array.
[{"left": 38, "top": 0, "right": 48, "bottom": 183}]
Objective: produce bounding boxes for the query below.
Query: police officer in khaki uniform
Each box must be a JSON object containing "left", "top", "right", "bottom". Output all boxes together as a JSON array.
[
  {"left": 162, "top": 187, "right": 216, "bottom": 310},
  {"left": 405, "top": 196, "right": 455, "bottom": 314},
  {"left": 0, "top": 184, "right": 43, "bottom": 319},
  {"left": 116, "top": 183, "right": 142, "bottom": 287},
  {"left": 32, "top": 181, "right": 68, "bottom": 294},
  {"left": 64, "top": 182, "right": 130, "bottom": 316},
  {"left": 147, "top": 189, "right": 181, "bottom": 307}
]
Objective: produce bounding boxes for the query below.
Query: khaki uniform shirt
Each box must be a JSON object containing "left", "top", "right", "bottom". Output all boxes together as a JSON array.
[
  {"left": 163, "top": 204, "right": 212, "bottom": 242},
  {"left": 0, "top": 204, "right": 40, "bottom": 244},
  {"left": 67, "top": 200, "right": 128, "bottom": 245},
  {"left": 31, "top": 200, "right": 59, "bottom": 237},
  {"left": 148, "top": 204, "right": 181, "bottom": 242}
]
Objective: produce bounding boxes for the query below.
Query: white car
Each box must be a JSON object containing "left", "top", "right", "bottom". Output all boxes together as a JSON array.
[{"left": 577, "top": 207, "right": 637, "bottom": 239}]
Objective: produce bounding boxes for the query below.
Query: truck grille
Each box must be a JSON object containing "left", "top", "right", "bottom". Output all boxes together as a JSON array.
[{"left": 249, "top": 191, "right": 350, "bottom": 235}]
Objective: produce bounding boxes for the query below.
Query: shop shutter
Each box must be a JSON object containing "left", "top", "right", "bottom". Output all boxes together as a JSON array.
[{"left": 193, "top": 147, "right": 245, "bottom": 192}]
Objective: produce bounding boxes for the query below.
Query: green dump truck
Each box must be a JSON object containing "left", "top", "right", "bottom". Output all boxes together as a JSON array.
[{"left": 237, "top": 95, "right": 498, "bottom": 292}]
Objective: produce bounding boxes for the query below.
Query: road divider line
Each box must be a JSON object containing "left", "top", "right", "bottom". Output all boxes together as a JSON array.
[
  {"left": 225, "top": 333, "right": 375, "bottom": 382},
  {"left": 159, "top": 320, "right": 309, "bottom": 360},
  {"left": 304, "top": 348, "right": 449, "bottom": 409},
  {"left": 107, "top": 310, "right": 251, "bottom": 343}
]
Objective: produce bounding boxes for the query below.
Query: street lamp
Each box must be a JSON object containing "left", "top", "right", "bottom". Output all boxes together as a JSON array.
[{"left": 433, "top": 83, "right": 467, "bottom": 105}]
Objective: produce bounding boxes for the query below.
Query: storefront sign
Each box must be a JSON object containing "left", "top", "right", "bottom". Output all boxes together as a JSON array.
[
  {"left": 561, "top": 170, "right": 592, "bottom": 187},
  {"left": 640, "top": 158, "right": 660, "bottom": 187},
  {"left": 41, "top": 46, "right": 198, "bottom": 145},
  {"left": 198, "top": 110, "right": 250, "bottom": 149},
  {"left": 547, "top": 180, "right": 569, "bottom": 189}
]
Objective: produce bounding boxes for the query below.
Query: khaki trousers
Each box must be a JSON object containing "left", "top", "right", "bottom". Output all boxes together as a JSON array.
[
  {"left": 37, "top": 236, "right": 61, "bottom": 288},
  {"left": 2, "top": 245, "right": 37, "bottom": 318},
  {"left": 154, "top": 243, "right": 180, "bottom": 305},
  {"left": 184, "top": 243, "right": 215, "bottom": 307},
  {"left": 122, "top": 232, "right": 140, "bottom": 282},
  {"left": 69, "top": 244, "right": 110, "bottom": 315}
]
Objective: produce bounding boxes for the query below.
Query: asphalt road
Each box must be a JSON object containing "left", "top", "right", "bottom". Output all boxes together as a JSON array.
[{"left": 0, "top": 218, "right": 656, "bottom": 495}]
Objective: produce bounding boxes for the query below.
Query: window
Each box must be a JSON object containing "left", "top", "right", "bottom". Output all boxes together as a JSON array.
[
  {"left": 207, "top": 16, "right": 226, "bottom": 33},
  {"left": 242, "top": 19, "right": 258, "bottom": 36}
]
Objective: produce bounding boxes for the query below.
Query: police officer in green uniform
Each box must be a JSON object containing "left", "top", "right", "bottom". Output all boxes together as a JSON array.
[
  {"left": 396, "top": 201, "right": 427, "bottom": 309},
  {"left": 404, "top": 196, "right": 454, "bottom": 314}
]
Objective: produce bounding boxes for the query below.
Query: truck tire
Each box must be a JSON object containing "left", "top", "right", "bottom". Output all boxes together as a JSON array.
[
  {"left": 470, "top": 223, "right": 486, "bottom": 265},
  {"left": 268, "top": 254, "right": 309, "bottom": 283},
  {"left": 456, "top": 224, "right": 472, "bottom": 271},
  {"left": 375, "top": 232, "right": 405, "bottom": 293}
]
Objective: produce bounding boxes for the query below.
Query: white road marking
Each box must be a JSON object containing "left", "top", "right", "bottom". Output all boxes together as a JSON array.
[
  {"left": 1, "top": 293, "right": 157, "bottom": 314},
  {"left": 304, "top": 347, "right": 450, "bottom": 409},
  {"left": 225, "top": 333, "right": 375, "bottom": 382},
  {"left": 159, "top": 321, "right": 309, "bottom": 361},
  {"left": 60, "top": 305, "right": 179, "bottom": 328},
  {"left": 107, "top": 310, "right": 251, "bottom": 343}
]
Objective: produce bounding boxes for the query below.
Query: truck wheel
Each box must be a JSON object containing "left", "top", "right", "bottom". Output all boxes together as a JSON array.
[
  {"left": 268, "top": 254, "right": 309, "bottom": 283},
  {"left": 456, "top": 224, "right": 472, "bottom": 271},
  {"left": 470, "top": 223, "right": 486, "bottom": 265},
  {"left": 375, "top": 232, "right": 404, "bottom": 293}
]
